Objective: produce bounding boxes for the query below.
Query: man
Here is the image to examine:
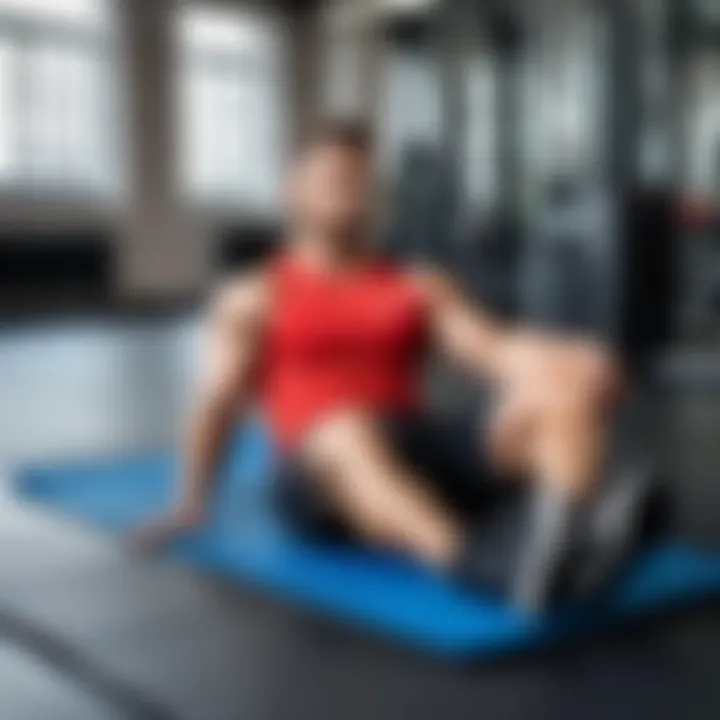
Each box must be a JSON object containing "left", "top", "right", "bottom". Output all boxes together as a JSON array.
[{"left": 136, "top": 120, "right": 653, "bottom": 611}]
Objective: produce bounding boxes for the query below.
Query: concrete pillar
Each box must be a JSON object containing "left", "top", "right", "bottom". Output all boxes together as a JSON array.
[{"left": 116, "top": 0, "right": 205, "bottom": 302}]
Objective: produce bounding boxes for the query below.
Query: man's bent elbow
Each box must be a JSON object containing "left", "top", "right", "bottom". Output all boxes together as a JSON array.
[{"left": 197, "top": 383, "right": 243, "bottom": 427}]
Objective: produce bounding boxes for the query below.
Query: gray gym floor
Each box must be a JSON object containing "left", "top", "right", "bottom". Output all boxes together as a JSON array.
[{"left": 1, "top": 317, "right": 720, "bottom": 720}]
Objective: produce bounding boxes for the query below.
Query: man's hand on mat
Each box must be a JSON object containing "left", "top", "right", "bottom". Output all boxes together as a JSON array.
[{"left": 131, "top": 505, "right": 204, "bottom": 552}]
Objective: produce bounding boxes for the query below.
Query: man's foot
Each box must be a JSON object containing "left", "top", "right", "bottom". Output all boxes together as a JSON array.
[{"left": 454, "top": 488, "right": 583, "bottom": 614}]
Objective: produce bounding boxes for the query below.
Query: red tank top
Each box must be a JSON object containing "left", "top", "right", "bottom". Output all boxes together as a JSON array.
[{"left": 262, "top": 253, "right": 429, "bottom": 449}]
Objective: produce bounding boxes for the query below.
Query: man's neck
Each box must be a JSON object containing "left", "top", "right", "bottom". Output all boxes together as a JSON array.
[{"left": 291, "top": 232, "right": 373, "bottom": 274}]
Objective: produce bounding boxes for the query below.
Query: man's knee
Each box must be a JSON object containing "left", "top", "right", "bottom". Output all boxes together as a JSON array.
[
  {"left": 545, "top": 348, "right": 623, "bottom": 418},
  {"left": 543, "top": 382, "right": 602, "bottom": 427},
  {"left": 574, "top": 346, "right": 625, "bottom": 408}
]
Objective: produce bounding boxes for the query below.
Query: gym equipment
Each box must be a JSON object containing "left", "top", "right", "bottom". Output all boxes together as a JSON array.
[
  {"left": 14, "top": 423, "right": 720, "bottom": 659},
  {"left": 386, "top": 144, "right": 456, "bottom": 265},
  {"left": 524, "top": 184, "right": 677, "bottom": 376}
]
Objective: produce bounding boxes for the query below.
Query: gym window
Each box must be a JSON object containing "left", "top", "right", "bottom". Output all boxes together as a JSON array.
[
  {"left": 0, "top": 0, "right": 120, "bottom": 196},
  {"left": 176, "top": 4, "right": 286, "bottom": 212}
]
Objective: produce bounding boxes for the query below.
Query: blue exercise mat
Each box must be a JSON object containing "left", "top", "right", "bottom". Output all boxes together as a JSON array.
[{"left": 14, "top": 424, "right": 720, "bottom": 658}]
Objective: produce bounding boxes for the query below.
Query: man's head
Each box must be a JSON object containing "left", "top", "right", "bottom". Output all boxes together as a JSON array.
[{"left": 286, "top": 119, "right": 373, "bottom": 244}]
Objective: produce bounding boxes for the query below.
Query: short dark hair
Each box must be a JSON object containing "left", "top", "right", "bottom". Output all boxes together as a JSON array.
[{"left": 299, "top": 118, "right": 373, "bottom": 156}]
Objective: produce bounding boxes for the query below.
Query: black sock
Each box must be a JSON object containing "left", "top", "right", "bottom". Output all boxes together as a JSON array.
[{"left": 512, "top": 485, "right": 583, "bottom": 612}]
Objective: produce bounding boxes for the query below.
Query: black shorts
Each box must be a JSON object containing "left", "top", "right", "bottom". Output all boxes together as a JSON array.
[{"left": 274, "top": 409, "right": 523, "bottom": 542}]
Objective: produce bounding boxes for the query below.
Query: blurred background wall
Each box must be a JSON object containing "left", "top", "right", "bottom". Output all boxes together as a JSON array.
[{"left": 1, "top": 0, "right": 720, "bottom": 355}]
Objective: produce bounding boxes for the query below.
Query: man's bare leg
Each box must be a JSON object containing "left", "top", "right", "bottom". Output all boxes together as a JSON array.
[
  {"left": 299, "top": 406, "right": 581, "bottom": 604},
  {"left": 295, "top": 363, "right": 623, "bottom": 609},
  {"left": 301, "top": 408, "right": 462, "bottom": 569},
  {"left": 484, "top": 362, "right": 619, "bottom": 608},
  {"left": 530, "top": 387, "right": 607, "bottom": 499},
  {"left": 488, "top": 354, "right": 616, "bottom": 497}
]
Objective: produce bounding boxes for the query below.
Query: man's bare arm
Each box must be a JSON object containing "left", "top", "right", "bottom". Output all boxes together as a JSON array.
[
  {"left": 416, "top": 269, "right": 621, "bottom": 395},
  {"left": 415, "top": 269, "right": 509, "bottom": 378},
  {"left": 133, "top": 272, "right": 267, "bottom": 547}
]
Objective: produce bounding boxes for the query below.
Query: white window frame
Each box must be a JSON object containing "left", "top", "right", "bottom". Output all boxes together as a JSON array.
[
  {"left": 175, "top": 3, "right": 288, "bottom": 215},
  {"left": 0, "top": 0, "right": 121, "bottom": 200}
]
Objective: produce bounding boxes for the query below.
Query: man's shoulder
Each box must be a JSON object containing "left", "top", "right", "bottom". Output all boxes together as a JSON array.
[
  {"left": 404, "top": 263, "right": 454, "bottom": 301},
  {"left": 211, "top": 267, "right": 271, "bottom": 324}
]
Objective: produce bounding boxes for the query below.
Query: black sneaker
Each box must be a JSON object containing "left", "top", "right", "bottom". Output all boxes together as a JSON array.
[{"left": 571, "top": 465, "right": 655, "bottom": 600}]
